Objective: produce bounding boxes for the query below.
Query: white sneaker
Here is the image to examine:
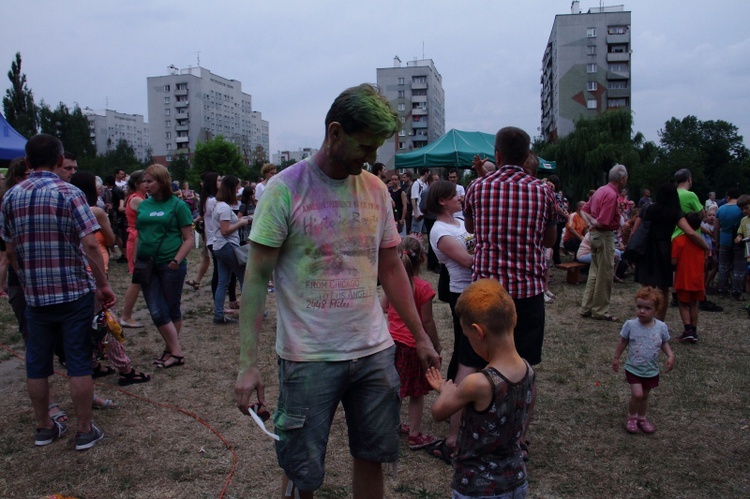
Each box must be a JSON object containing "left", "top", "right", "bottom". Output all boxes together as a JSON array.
[
  {"left": 544, "top": 290, "right": 556, "bottom": 301},
  {"left": 544, "top": 293, "right": 554, "bottom": 303}
]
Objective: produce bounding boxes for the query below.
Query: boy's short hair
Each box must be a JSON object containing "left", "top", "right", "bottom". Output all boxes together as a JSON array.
[
  {"left": 635, "top": 287, "right": 664, "bottom": 311},
  {"left": 684, "top": 211, "right": 702, "bottom": 230},
  {"left": 737, "top": 194, "right": 750, "bottom": 209},
  {"left": 455, "top": 279, "right": 516, "bottom": 335}
]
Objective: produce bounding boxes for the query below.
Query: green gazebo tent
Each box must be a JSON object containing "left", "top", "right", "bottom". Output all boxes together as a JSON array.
[{"left": 395, "top": 128, "right": 556, "bottom": 172}]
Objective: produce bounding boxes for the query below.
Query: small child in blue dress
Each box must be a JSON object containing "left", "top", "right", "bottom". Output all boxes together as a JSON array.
[
  {"left": 426, "top": 279, "right": 534, "bottom": 499},
  {"left": 612, "top": 287, "right": 675, "bottom": 434}
]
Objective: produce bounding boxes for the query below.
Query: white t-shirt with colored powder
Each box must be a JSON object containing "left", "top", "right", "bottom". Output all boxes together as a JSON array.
[{"left": 250, "top": 159, "right": 401, "bottom": 362}]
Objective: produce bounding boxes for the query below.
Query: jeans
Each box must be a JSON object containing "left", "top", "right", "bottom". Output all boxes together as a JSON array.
[
  {"left": 717, "top": 244, "right": 746, "bottom": 294},
  {"left": 580, "top": 230, "right": 614, "bottom": 318},
  {"left": 213, "top": 243, "right": 245, "bottom": 320},
  {"left": 142, "top": 261, "right": 187, "bottom": 327}
]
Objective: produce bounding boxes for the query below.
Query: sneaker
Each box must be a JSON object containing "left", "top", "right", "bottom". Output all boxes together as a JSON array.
[
  {"left": 35, "top": 420, "right": 67, "bottom": 446},
  {"left": 544, "top": 293, "right": 554, "bottom": 303},
  {"left": 75, "top": 423, "right": 104, "bottom": 451},
  {"left": 678, "top": 331, "right": 697, "bottom": 343},
  {"left": 408, "top": 433, "right": 439, "bottom": 450},
  {"left": 213, "top": 316, "right": 237, "bottom": 325},
  {"left": 637, "top": 418, "right": 655, "bottom": 434},
  {"left": 544, "top": 290, "right": 556, "bottom": 300},
  {"left": 625, "top": 416, "right": 638, "bottom": 434},
  {"left": 699, "top": 300, "right": 723, "bottom": 312}
]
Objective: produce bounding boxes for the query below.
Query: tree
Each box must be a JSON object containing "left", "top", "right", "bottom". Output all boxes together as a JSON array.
[
  {"left": 169, "top": 154, "right": 190, "bottom": 184},
  {"left": 189, "top": 136, "right": 248, "bottom": 186},
  {"left": 2, "top": 52, "right": 38, "bottom": 138},
  {"left": 536, "top": 109, "right": 641, "bottom": 202},
  {"left": 78, "top": 139, "right": 140, "bottom": 179},
  {"left": 655, "top": 116, "right": 749, "bottom": 198},
  {"left": 38, "top": 101, "right": 96, "bottom": 158}
]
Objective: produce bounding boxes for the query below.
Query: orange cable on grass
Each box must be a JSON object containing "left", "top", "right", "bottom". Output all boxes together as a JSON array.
[{"left": 0, "top": 341, "right": 239, "bottom": 499}]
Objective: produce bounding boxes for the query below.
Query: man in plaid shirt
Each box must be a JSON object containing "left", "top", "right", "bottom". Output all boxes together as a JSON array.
[
  {"left": 464, "top": 127, "right": 557, "bottom": 366},
  {"left": 1, "top": 134, "right": 116, "bottom": 450}
]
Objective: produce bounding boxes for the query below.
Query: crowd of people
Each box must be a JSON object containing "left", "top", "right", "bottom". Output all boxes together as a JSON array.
[{"left": 2, "top": 83, "right": 749, "bottom": 498}]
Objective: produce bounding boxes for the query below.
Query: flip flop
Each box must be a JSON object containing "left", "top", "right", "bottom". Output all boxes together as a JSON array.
[
  {"left": 120, "top": 320, "right": 144, "bottom": 328},
  {"left": 424, "top": 439, "right": 454, "bottom": 465},
  {"left": 92, "top": 397, "right": 118, "bottom": 410}
]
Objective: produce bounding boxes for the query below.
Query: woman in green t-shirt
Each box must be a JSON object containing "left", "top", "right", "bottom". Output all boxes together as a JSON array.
[{"left": 135, "top": 164, "right": 194, "bottom": 369}]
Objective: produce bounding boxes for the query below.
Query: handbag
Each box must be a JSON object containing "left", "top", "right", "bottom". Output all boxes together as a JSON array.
[
  {"left": 623, "top": 205, "right": 651, "bottom": 262},
  {"left": 233, "top": 243, "right": 250, "bottom": 265},
  {"left": 132, "top": 198, "right": 178, "bottom": 285}
]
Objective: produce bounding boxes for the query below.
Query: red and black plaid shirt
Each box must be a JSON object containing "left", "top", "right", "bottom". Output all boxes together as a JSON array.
[{"left": 464, "top": 165, "right": 556, "bottom": 298}]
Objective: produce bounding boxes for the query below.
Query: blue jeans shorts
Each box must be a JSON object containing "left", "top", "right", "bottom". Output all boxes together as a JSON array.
[
  {"left": 274, "top": 345, "right": 400, "bottom": 492},
  {"left": 142, "top": 261, "right": 187, "bottom": 327},
  {"left": 25, "top": 292, "right": 95, "bottom": 378}
]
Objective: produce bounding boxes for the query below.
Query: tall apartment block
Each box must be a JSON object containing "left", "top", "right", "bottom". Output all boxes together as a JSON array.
[
  {"left": 85, "top": 108, "right": 151, "bottom": 161},
  {"left": 541, "top": 2, "right": 631, "bottom": 142},
  {"left": 272, "top": 147, "right": 318, "bottom": 166},
  {"left": 147, "top": 65, "right": 269, "bottom": 165},
  {"left": 376, "top": 57, "right": 445, "bottom": 170}
]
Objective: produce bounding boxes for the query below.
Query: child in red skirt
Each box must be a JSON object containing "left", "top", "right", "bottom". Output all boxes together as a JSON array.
[{"left": 381, "top": 236, "right": 442, "bottom": 449}]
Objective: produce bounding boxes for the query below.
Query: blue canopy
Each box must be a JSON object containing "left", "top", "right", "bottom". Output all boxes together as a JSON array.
[{"left": 0, "top": 112, "right": 27, "bottom": 161}]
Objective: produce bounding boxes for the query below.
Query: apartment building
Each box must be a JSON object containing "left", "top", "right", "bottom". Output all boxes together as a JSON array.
[
  {"left": 147, "top": 65, "right": 269, "bottom": 165},
  {"left": 272, "top": 147, "right": 318, "bottom": 166},
  {"left": 85, "top": 109, "right": 150, "bottom": 161},
  {"left": 541, "top": 2, "right": 631, "bottom": 142},
  {"left": 376, "top": 57, "right": 445, "bottom": 169}
]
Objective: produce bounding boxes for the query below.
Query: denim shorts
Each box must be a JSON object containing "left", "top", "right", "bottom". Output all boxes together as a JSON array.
[
  {"left": 141, "top": 261, "right": 187, "bottom": 327},
  {"left": 274, "top": 345, "right": 400, "bottom": 492},
  {"left": 25, "top": 292, "right": 95, "bottom": 378}
]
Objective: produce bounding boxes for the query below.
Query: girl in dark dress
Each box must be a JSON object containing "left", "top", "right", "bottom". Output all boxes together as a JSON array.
[{"left": 632, "top": 183, "right": 708, "bottom": 320}]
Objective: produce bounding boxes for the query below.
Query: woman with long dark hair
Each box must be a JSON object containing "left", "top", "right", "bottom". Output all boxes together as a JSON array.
[
  {"left": 211, "top": 175, "right": 250, "bottom": 324},
  {"left": 136, "top": 164, "right": 194, "bottom": 368},
  {"left": 631, "top": 182, "right": 708, "bottom": 320}
]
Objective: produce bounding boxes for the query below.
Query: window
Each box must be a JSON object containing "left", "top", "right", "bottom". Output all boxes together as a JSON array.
[
  {"left": 176, "top": 83, "right": 188, "bottom": 90},
  {"left": 166, "top": 155, "right": 172, "bottom": 162},
  {"left": 399, "top": 130, "right": 406, "bottom": 137},
  {"left": 587, "top": 99, "right": 597, "bottom": 109},
  {"left": 608, "top": 63, "right": 629, "bottom": 72},
  {"left": 398, "top": 103, "right": 405, "bottom": 111},
  {"left": 164, "top": 108, "right": 171, "bottom": 116},
  {"left": 412, "top": 76, "right": 426, "bottom": 84},
  {"left": 587, "top": 81, "right": 598, "bottom": 91},
  {"left": 398, "top": 77, "right": 404, "bottom": 85},
  {"left": 587, "top": 27, "right": 597, "bottom": 38},
  {"left": 608, "top": 25, "right": 628, "bottom": 35},
  {"left": 609, "top": 44, "right": 628, "bottom": 53},
  {"left": 165, "top": 120, "right": 171, "bottom": 127},
  {"left": 164, "top": 96, "right": 170, "bottom": 104},
  {"left": 164, "top": 84, "right": 171, "bottom": 92},
  {"left": 587, "top": 63, "right": 597, "bottom": 74},
  {"left": 608, "top": 98, "right": 628, "bottom": 108},
  {"left": 400, "top": 116, "right": 406, "bottom": 123},
  {"left": 166, "top": 143, "right": 172, "bottom": 151},
  {"left": 165, "top": 132, "right": 171, "bottom": 139},
  {"left": 398, "top": 141, "right": 406, "bottom": 150},
  {"left": 398, "top": 90, "right": 405, "bottom": 98},
  {"left": 608, "top": 81, "right": 628, "bottom": 89},
  {"left": 587, "top": 45, "right": 596, "bottom": 55}
]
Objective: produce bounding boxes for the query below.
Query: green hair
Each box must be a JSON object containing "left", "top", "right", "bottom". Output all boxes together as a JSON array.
[{"left": 325, "top": 83, "right": 400, "bottom": 138}]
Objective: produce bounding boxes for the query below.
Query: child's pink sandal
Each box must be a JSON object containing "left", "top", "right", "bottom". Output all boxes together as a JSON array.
[
  {"left": 625, "top": 416, "right": 639, "bottom": 434},
  {"left": 637, "top": 418, "right": 655, "bottom": 434}
]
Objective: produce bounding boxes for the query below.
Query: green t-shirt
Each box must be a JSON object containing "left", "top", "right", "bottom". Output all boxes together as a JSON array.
[
  {"left": 672, "top": 189, "right": 703, "bottom": 239},
  {"left": 136, "top": 196, "right": 193, "bottom": 264}
]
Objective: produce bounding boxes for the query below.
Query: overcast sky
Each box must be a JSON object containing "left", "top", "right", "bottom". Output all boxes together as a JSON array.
[{"left": 2, "top": 0, "right": 748, "bottom": 156}]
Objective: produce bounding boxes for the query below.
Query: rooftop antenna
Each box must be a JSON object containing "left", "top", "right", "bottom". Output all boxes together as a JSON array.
[
  {"left": 422, "top": 41, "right": 425, "bottom": 60},
  {"left": 196, "top": 51, "right": 201, "bottom": 66}
]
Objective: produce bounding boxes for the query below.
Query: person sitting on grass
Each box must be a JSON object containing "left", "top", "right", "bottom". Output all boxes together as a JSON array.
[
  {"left": 426, "top": 278, "right": 535, "bottom": 498},
  {"left": 380, "top": 236, "right": 442, "bottom": 450},
  {"left": 672, "top": 212, "right": 709, "bottom": 343},
  {"left": 612, "top": 287, "right": 674, "bottom": 435}
]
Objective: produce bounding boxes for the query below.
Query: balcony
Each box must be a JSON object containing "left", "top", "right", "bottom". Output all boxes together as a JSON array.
[
  {"left": 607, "top": 52, "right": 630, "bottom": 63},
  {"left": 411, "top": 95, "right": 427, "bottom": 103},
  {"left": 175, "top": 100, "right": 188, "bottom": 108},
  {"left": 412, "top": 120, "right": 428, "bottom": 129},
  {"left": 175, "top": 111, "right": 189, "bottom": 119},
  {"left": 607, "top": 88, "right": 630, "bottom": 99},
  {"left": 175, "top": 89, "right": 188, "bottom": 96},
  {"left": 607, "top": 70, "right": 629, "bottom": 80},
  {"left": 175, "top": 136, "right": 189, "bottom": 144},
  {"left": 411, "top": 82, "right": 427, "bottom": 90},
  {"left": 411, "top": 107, "right": 428, "bottom": 116},
  {"left": 607, "top": 34, "right": 630, "bottom": 44},
  {"left": 175, "top": 147, "right": 190, "bottom": 156},
  {"left": 175, "top": 124, "right": 189, "bottom": 132}
]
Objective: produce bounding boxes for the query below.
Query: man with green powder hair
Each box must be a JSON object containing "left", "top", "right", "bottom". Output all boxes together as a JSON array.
[{"left": 235, "top": 83, "right": 441, "bottom": 498}]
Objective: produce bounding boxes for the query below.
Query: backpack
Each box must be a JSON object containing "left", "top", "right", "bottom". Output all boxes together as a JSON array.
[{"left": 418, "top": 185, "right": 429, "bottom": 214}]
